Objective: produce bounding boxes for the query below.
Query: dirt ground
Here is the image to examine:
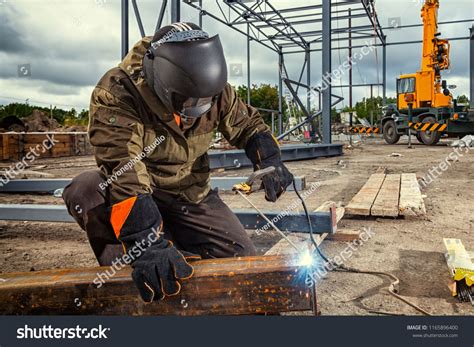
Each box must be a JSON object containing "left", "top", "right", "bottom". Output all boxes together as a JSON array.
[{"left": 1, "top": 136, "right": 473, "bottom": 316}]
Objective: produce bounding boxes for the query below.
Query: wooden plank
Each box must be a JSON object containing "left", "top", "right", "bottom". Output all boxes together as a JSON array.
[
  {"left": 2, "top": 134, "right": 9, "bottom": 160},
  {"left": 23, "top": 134, "right": 71, "bottom": 143},
  {"left": 0, "top": 255, "right": 311, "bottom": 315},
  {"left": 326, "top": 228, "right": 362, "bottom": 242},
  {"left": 265, "top": 201, "right": 345, "bottom": 256},
  {"left": 399, "top": 173, "right": 426, "bottom": 217},
  {"left": 371, "top": 174, "right": 401, "bottom": 217},
  {"left": 345, "top": 173, "right": 386, "bottom": 216}
]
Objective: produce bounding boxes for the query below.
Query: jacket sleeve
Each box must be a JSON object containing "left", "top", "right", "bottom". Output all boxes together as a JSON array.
[
  {"left": 217, "top": 84, "right": 271, "bottom": 149},
  {"left": 88, "top": 87, "right": 153, "bottom": 204}
]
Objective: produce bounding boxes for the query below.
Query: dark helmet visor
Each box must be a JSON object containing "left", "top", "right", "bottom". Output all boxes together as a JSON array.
[{"left": 180, "top": 96, "right": 214, "bottom": 118}]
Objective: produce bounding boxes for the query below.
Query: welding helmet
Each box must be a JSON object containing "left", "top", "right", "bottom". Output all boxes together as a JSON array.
[{"left": 143, "top": 22, "right": 228, "bottom": 118}]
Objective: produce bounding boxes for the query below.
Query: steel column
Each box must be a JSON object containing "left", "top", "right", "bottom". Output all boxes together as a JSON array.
[
  {"left": 121, "top": 0, "right": 129, "bottom": 59},
  {"left": 198, "top": 0, "right": 203, "bottom": 28},
  {"left": 470, "top": 25, "right": 474, "bottom": 108},
  {"left": 306, "top": 45, "right": 311, "bottom": 113},
  {"left": 370, "top": 84, "right": 374, "bottom": 126},
  {"left": 278, "top": 49, "right": 284, "bottom": 135},
  {"left": 170, "top": 0, "right": 180, "bottom": 23},
  {"left": 348, "top": 8, "right": 353, "bottom": 131},
  {"left": 247, "top": 24, "right": 251, "bottom": 104},
  {"left": 321, "top": 0, "right": 332, "bottom": 144},
  {"left": 382, "top": 36, "right": 387, "bottom": 106}
]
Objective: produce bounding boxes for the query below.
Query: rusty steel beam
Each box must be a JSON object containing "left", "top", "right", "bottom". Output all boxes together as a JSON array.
[{"left": 0, "top": 255, "right": 312, "bottom": 315}]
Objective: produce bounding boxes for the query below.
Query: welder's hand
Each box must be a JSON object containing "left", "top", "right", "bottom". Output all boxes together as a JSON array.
[
  {"left": 131, "top": 240, "right": 200, "bottom": 302},
  {"left": 260, "top": 163, "right": 293, "bottom": 202},
  {"left": 245, "top": 132, "right": 294, "bottom": 202},
  {"left": 109, "top": 194, "right": 200, "bottom": 302}
]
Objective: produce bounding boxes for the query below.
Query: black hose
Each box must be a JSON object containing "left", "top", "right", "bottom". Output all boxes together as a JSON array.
[{"left": 292, "top": 179, "right": 330, "bottom": 263}]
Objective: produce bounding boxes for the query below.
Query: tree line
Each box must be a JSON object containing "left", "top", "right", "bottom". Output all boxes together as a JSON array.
[{"left": 1, "top": 86, "right": 470, "bottom": 127}]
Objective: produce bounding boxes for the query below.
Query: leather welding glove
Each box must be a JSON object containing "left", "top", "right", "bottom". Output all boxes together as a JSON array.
[
  {"left": 110, "top": 194, "right": 200, "bottom": 302},
  {"left": 245, "top": 132, "right": 294, "bottom": 202}
]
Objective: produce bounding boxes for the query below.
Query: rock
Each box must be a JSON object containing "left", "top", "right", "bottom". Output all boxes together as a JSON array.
[
  {"left": 388, "top": 152, "right": 403, "bottom": 157},
  {"left": 450, "top": 135, "right": 474, "bottom": 148}
]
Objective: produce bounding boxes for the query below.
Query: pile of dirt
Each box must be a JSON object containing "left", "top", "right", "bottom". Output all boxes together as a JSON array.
[{"left": 22, "top": 109, "right": 61, "bottom": 132}]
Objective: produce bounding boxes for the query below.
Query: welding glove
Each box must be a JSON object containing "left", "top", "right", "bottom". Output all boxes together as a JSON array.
[
  {"left": 110, "top": 194, "right": 200, "bottom": 302},
  {"left": 245, "top": 132, "right": 294, "bottom": 202}
]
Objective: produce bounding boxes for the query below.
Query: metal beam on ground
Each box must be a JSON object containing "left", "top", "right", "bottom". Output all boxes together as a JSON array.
[
  {"left": 209, "top": 143, "right": 343, "bottom": 169},
  {"left": 0, "top": 177, "right": 307, "bottom": 193},
  {"left": 0, "top": 205, "right": 336, "bottom": 234},
  {"left": 0, "top": 255, "right": 313, "bottom": 315}
]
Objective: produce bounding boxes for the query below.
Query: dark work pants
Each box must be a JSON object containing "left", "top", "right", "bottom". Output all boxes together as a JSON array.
[{"left": 63, "top": 170, "right": 256, "bottom": 266}]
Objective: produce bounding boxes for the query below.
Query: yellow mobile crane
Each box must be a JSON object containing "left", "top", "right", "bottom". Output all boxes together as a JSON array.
[{"left": 381, "top": 0, "right": 474, "bottom": 145}]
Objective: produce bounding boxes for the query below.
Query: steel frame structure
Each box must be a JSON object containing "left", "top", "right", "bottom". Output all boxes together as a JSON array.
[{"left": 121, "top": 0, "right": 473, "bottom": 144}]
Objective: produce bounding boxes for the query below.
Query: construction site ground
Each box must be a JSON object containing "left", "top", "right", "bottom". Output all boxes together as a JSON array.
[{"left": 1, "top": 136, "right": 473, "bottom": 316}]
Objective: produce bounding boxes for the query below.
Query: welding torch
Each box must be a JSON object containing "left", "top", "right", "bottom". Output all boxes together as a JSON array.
[{"left": 232, "top": 166, "right": 328, "bottom": 265}]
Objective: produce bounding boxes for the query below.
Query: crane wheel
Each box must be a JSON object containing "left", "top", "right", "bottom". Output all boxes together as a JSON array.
[
  {"left": 418, "top": 116, "right": 441, "bottom": 145},
  {"left": 383, "top": 120, "right": 400, "bottom": 144}
]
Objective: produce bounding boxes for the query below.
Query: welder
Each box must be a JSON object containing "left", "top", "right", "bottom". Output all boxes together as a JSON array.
[{"left": 63, "top": 22, "right": 294, "bottom": 302}]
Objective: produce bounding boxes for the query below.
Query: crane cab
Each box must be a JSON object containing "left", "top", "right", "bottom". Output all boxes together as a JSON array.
[{"left": 397, "top": 72, "right": 452, "bottom": 111}]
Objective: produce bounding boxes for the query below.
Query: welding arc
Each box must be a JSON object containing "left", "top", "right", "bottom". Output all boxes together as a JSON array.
[{"left": 293, "top": 182, "right": 431, "bottom": 316}]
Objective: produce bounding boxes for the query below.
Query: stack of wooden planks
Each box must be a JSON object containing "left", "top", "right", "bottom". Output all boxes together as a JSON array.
[
  {"left": 0, "top": 132, "right": 91, "bottom": 161},
  {"left": 345, "top": 173, "right": 426, "bottom": 217}
]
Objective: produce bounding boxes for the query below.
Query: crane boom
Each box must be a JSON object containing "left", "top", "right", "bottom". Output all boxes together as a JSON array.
[{"left": 420, "top": 0, "right": 450, "bottom": 74}]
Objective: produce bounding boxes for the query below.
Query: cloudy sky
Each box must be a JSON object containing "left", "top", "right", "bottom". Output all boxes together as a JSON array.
[{"left": 0, "top": 0, "right": 473, "bottom": 111}]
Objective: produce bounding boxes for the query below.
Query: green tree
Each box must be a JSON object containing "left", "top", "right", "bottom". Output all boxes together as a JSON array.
[
  {"left": 0, "top": 102, "right": 88, "bottom": 125},
  {"left": 456, "top": 94, "right": 469, "bottom": 104},
  {"left": 235, "top": 84, "right": 288, "bottom": 129},
  {"left": 346, "top": 96, "right": 396, "bottom": 121}
]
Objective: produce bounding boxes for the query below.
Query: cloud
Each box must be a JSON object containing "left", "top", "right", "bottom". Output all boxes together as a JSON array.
[{"left": 0, "top": 0, "right": 472, "bottom": 111}]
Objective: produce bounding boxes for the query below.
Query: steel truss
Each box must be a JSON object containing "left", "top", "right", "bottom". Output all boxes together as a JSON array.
[{"left": 121, "top": 0, "right": 474, "bottom": 144}]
